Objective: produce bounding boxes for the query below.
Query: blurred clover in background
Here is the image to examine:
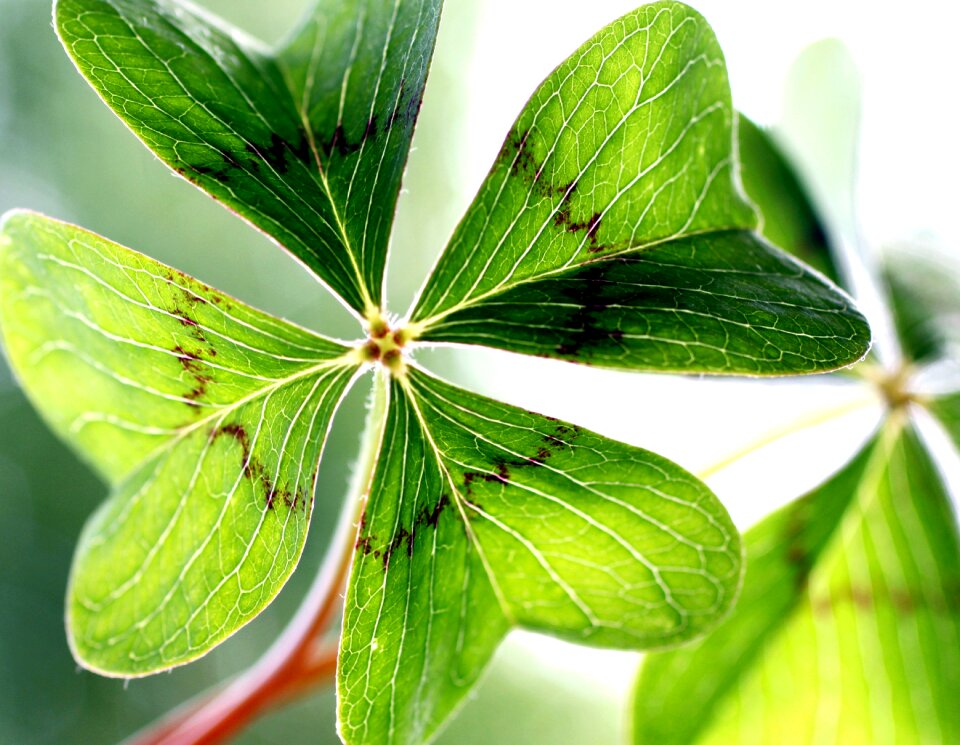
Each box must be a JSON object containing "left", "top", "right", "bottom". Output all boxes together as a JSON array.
[{"left": 633, "top": 39, "right": 960, "bottom": 745}]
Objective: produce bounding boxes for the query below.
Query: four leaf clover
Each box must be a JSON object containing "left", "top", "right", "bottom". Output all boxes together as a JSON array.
[{"left": 0, "top": 1, "right": 871, "bottom": 743}]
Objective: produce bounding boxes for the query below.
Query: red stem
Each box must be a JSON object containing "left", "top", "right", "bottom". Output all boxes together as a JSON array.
[
  {"left": 127, "top": 374, "right": 389, "bottom": 745},
  {"left": 127, "top": 502, "right": 358, "bottom": 745}
]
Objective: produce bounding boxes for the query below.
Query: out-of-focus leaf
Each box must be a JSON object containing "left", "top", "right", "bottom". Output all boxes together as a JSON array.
[
  {"left": 55, "top": 0, "right": 442, "bottom": 314},
  {"left": 883, "top": 243, "right": 960, "bottom": 364},
  {"left": 632, "top": 418, "right": 960, "bottom": 744},
  {"left": 737, "top": 115, "right": 838, "bottom": 284},
  {"left": 0, "top": 211, "right": 359, "bottom": 675},
  {"left": 929, "top": 393, "right": 960, "bottom": 453},
  {"left": 409, "top": 3, "right": 868, "bottom": 376},
  {"left": 339, "top": 366, "right": 741, "bottom": 745},
  {"left": 778, "top": 39, "right": 861, "bottom": 248}
]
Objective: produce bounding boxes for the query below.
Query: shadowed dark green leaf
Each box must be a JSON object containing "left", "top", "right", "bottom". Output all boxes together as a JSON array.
[
  {"left": 632, "top": 419, "right": 960, "bottom": 744},
  {"left": 408, "top": 2, "right": 868, "bottom": 375},
  {"left": 737, "top": 115, "right": 839, "bottom": 284},
  {"left": 0, "top": 211, "right": 359, "bottom": 675},
  {"left": 338, "top": 366, "right": 741, "bottom": 745},
  {"left": 415, "top": 230, "right": 868, "bottom": 375},
  {"left": 54, "top": 0, "right": 442, "bottom": 314}
]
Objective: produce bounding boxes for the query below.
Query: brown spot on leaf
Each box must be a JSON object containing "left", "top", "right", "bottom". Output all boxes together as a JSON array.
[
  {"left": 355, "top": 493, "right": 453, "bottom": 569},
  {"left": 546, "top": 260, "right": 650, "bottom": 358},
  {"left": 174, "top": 310, "right": 198, "bottom": 328},
  {"left": 210, "top": 423, "right": 306, "bottom": 513},
  {"left": 463, "top": 470, "right": 507, "bottom": 497},
  {"left": 171, "top": 306, "right": 207, "bottom": 344},
  {"left": 245, "top": 131, "right": 312, "bottom": 175},
  {"left": 811, "top": 583, "right": 960, "bottom": 616},
  {"left": 499, "top": 127, "right": 537, "bottom": 177},
  {"left": 189, "top": 160, "right": 233, "bottom": 184},
  {"left": 172, "top": 345, "right": 213, "bottom": 408},
  {"left": 356, "top": 534, "right": 374, "bottom": 556},
  {"left": 554, "top": 206, "right": 603, "bottom": 249},
  {"left": 497, "top": 125, "right": 611, "bottom": 255},
  {"left": 320, "top": 116, "right": 379, "bottom": 159},
  {"left": 381, "top": 526, "right": 412, "bottom": 569}
]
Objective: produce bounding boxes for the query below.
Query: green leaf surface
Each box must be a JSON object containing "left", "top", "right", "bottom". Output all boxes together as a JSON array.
[
  {"left": 54, "top": 0, "right": 441, "bottom": 314},
  {"left": 413, "top": 230, "right": 868, "bottom": 375},
  {"left": 339, "top": 366, "right": 741, "bottom": 745},
  {"left": 737, "top": 115, "right": 839, "bottom": 285},
  {"left": 411, "top": 1, "right": 755, "bottom": 324},
  {"left": 0, "top": 211, "right": 358, "bottom": 675},
  {"left": 408, "top": 2, "right": 868, "bottom": 375},
  {"left": 632, "top": 418, "right": 960, "bottom": 744},
  {"left": 929, "top": 393, "right": 960, "bottom": 453}
]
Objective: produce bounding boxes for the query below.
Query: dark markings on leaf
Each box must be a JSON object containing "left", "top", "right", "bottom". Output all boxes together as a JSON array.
[
  {"left": 554, "top": 206, "right": 603, "bottom": 249},
  {"left": 244, "top": 131, "right": 313, "bottom": 176},
  {"left": 553, "top": 303, "right": 622, "bottom": 357},
  {"left": 189, "top": 162, "right": 230, "bottom": 183},
  {"left": 172, "top": 345, "right": 202, "bottom": 373},
  {"left": 462, "top": 469, "right": 508, "bottom": 496},
  {"left": 499, "top": 127, "right": 576, "bottom": 196},
  {"left": 211, "top": 423, "right": 307, "bottom": 512},
  {"left": 171, "top": 344, "right": 212, "bottom": 408},
  {"left": 162, "top": 268, "right": 208, "bottom": 305},
  {"left": 167, "top": 293, "right": 211, "bottom": 346},
  {"left": 384, "top": 77, "right": 427, "bottom": 134},
  {"left": 172, "top": 309, "right": 197, "bottom": 327},
  {"left": 536, "top": 260, "right": 641, "bottom": 358},
  {"left": 811, "top": 584, "right": 960, "bottom": 615},
  {"left": 498, "top": 127, "right": 536, "bottom": 176},
  {"left": 355, "top": 510, "right": 374, "bottom": 555},
  {"left": 461, "top": 420, "right": 582, "bottom": 498},
  {"left": 403, "top": 82, "right": 426, "bottom": 129},
  {"left": 183, "top": 145, "right": 254, "bottom": 184},
  {"left": 422, "top": 492, "right": 451, "bottom": 529},
  {"left": 356, "top": 417, "right": 584, "bottom": 571},
  {"left": 382, "top": 349, "right": 401, "bottom": 366},
  {"left": 356, "top": 493, "right": 454, "bottom": 570},
  {"left": 319, "top": 117, "right": 380, "bottom": 159},
  {"left": 382, "top": 527, "right": 411, "bottom": 569},
  {"left": 497, "top": 126, "right": 604, "bottom": 248},
  {"left": 385, "top": 80, "right": 407, "bottom": 131},
  {"left": 183, "top": 381, "right": 210, "bottom": 406},
  {"left": 362, "top": 340, "right": 382, "bottom": 361},
  {"left": 164, "top": 275, "right": 227, "bottom": 407}
]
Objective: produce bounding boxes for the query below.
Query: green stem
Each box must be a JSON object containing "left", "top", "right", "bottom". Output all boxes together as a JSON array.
[
  {"left": 125, "top": 372, "right": 390, "bottom": 745},
  {"left": 698, "top": 393, "right": 879, "bottom": 479}
]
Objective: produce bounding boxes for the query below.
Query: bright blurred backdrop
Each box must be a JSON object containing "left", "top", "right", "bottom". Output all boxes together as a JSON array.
[{"left": 1, "top": 0, "right": 958, "bottom": 743}]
